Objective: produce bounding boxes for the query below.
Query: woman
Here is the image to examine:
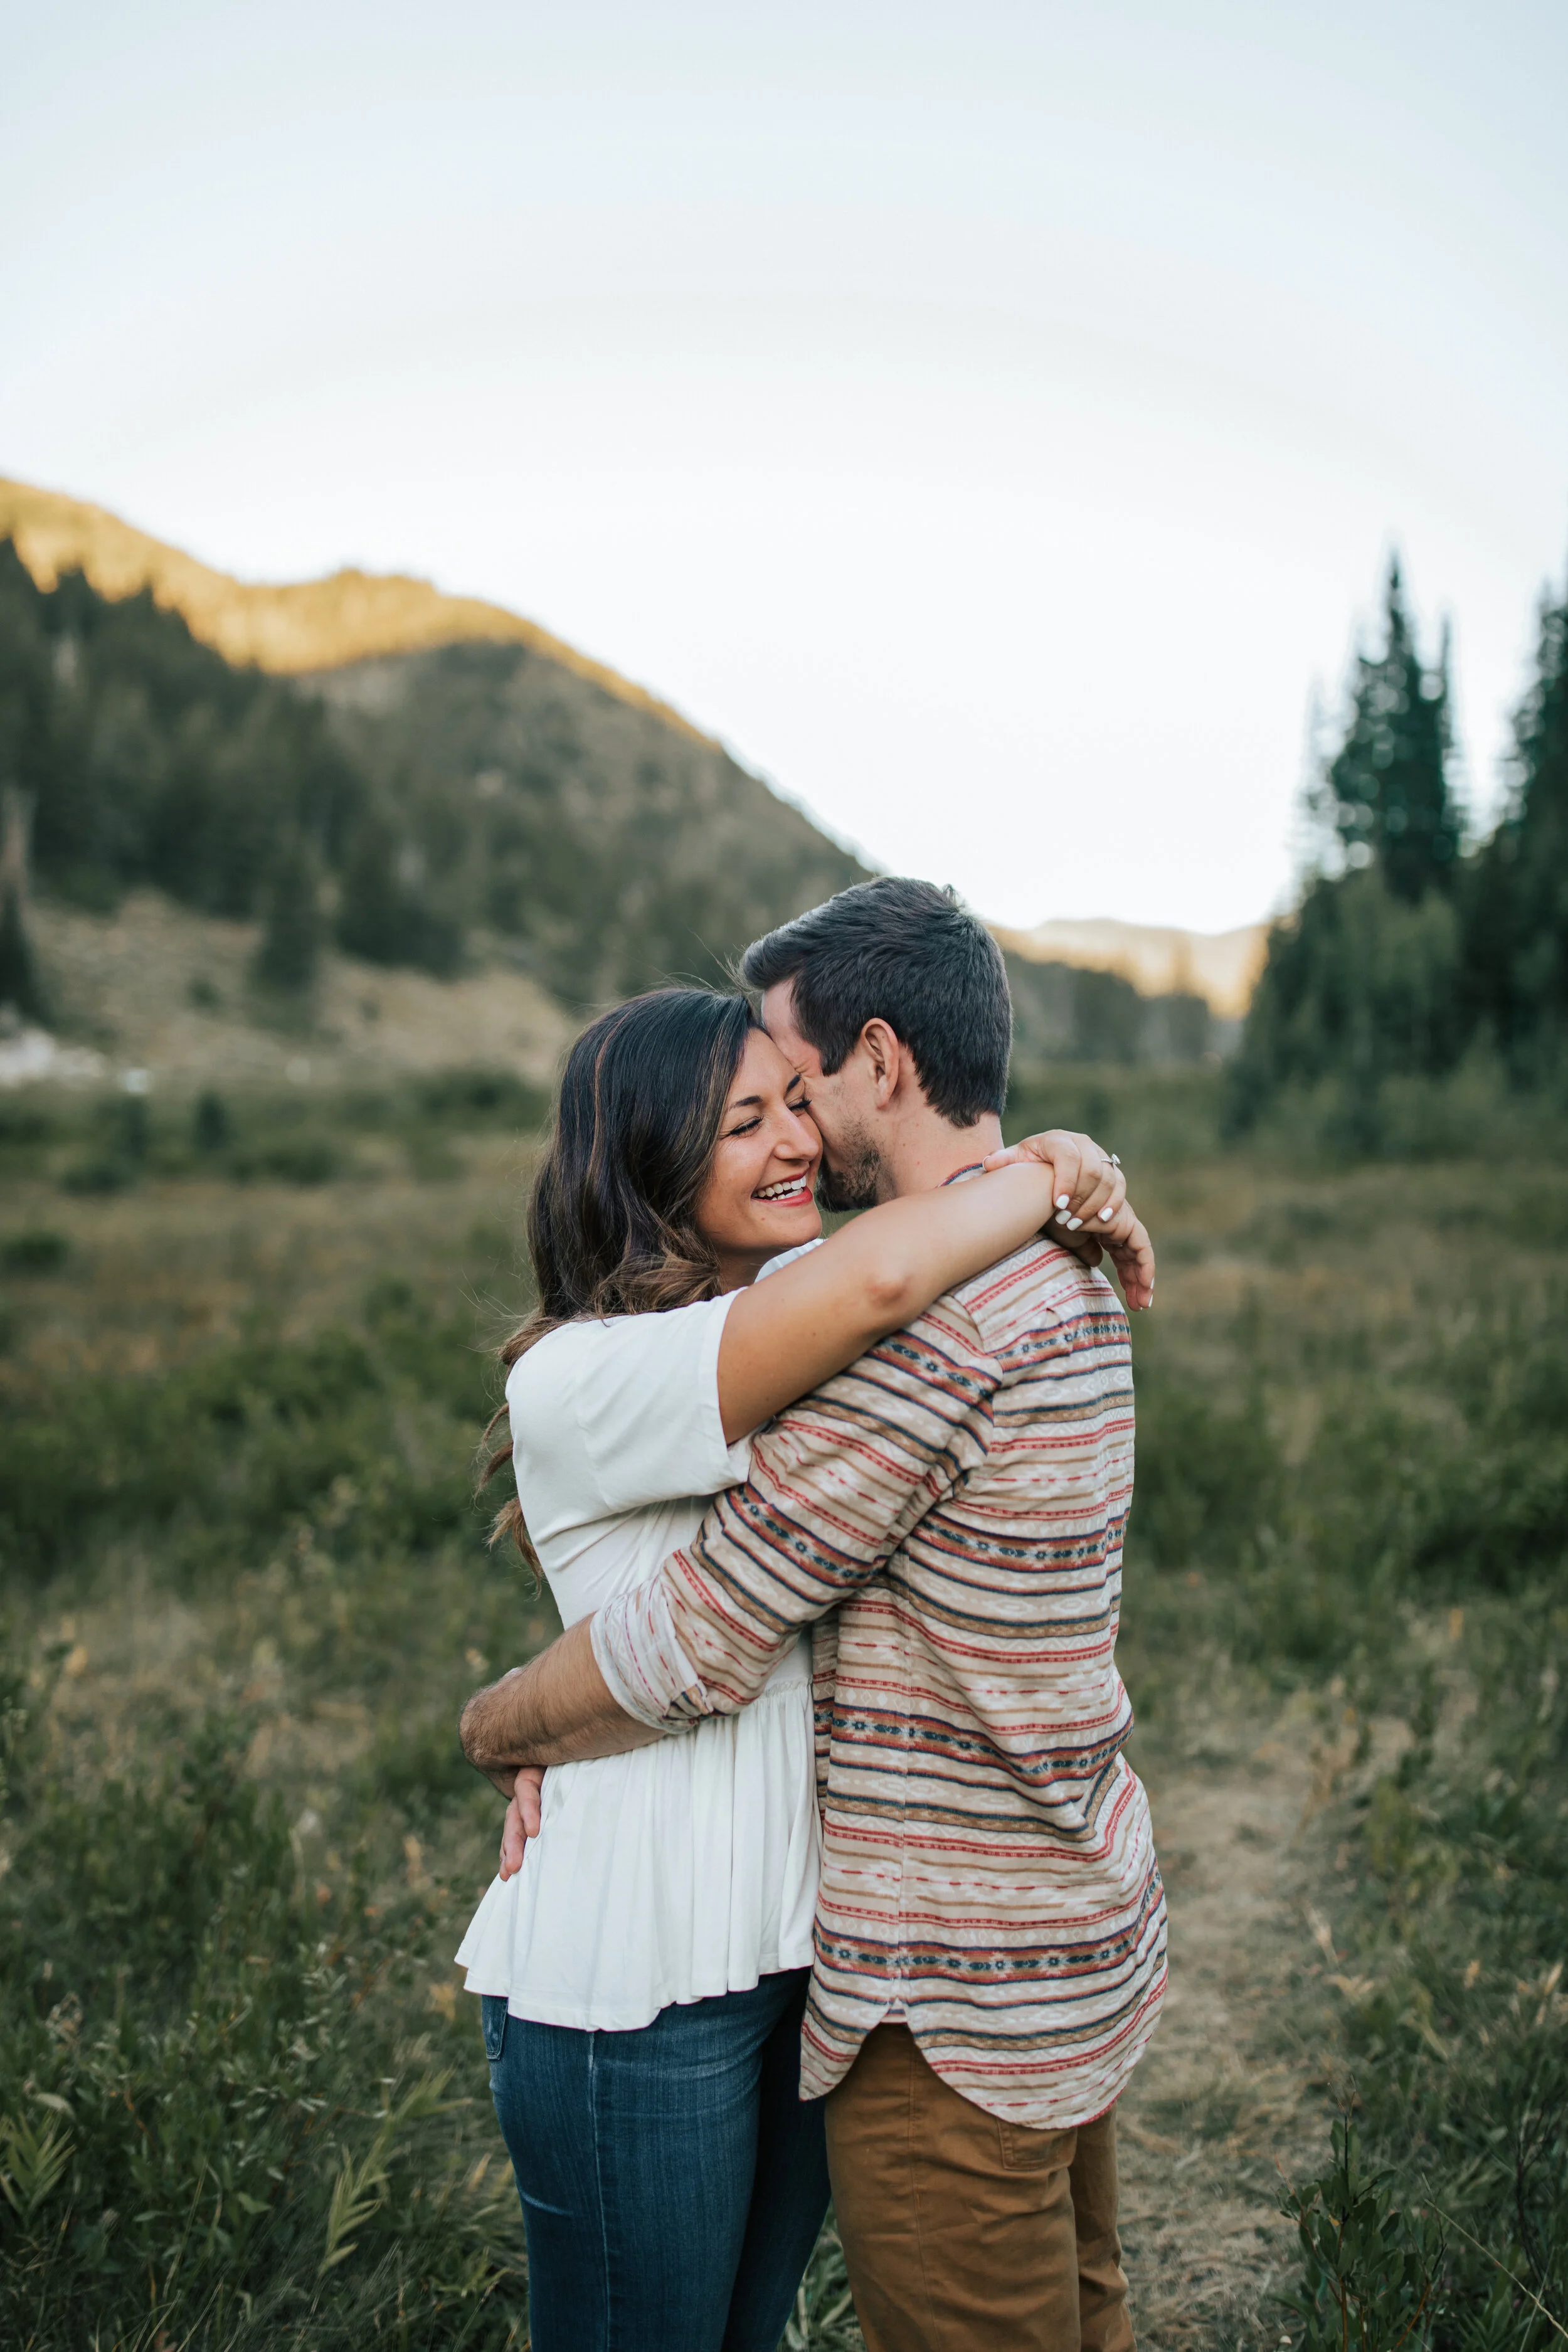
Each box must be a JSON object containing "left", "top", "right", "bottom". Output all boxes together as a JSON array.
[{"left": 455, "top": 986, "right": 1138, "bottom": 2352}]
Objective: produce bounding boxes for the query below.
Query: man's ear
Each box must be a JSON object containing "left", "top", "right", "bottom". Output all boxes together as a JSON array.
[{"left": 858, "top": 1018, "right": 904, "bottom": 1108}]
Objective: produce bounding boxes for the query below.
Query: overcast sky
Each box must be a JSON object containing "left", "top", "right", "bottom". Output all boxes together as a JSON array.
[{"left": 5, "top": 1, "right": 1566, "bottom": 931}]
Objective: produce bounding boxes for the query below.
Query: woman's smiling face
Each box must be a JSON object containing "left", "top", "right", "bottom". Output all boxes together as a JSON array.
[{"left": 694, "top": 1025, "right": 823, "bottom": 1289}]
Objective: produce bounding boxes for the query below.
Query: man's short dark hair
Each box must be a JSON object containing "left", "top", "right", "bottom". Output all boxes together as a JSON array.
[{"left": 739, "top": 877, "right": 1012, "bottom": 1126}]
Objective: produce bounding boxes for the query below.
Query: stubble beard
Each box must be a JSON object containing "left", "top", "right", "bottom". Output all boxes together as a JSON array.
[{"left": 815, "top": 1122, "right": 884, "bottom": 1212}]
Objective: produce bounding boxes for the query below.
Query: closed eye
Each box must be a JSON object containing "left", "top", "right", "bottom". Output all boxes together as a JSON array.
[{"left": 724, "top": 1088, "right": 812, "bottom": 1140}]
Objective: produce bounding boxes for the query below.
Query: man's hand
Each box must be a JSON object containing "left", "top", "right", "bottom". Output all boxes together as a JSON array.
[
  {"left": 497, "top": 1769, "right": 544, "bottom": 1880},
  {"left": 985, "top": 1135, "right": 1154, "bottom": 1310}
]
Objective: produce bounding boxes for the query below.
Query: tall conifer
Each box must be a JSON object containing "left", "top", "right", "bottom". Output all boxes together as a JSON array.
[
  {"left": 0, "top": 786, "right": 47, "bottom": 1020},
  {"left": 1465, "top": 580, "right": 1568, "bottom": 1062},
  {"left": 1319, "top": 556, "right": 1461, "bottom": 903},
  {"left": 253, "top": 832, "right": 324, "bottom": 995},
  {"left": 1232, "top": 560, "right": 1467, "bottom": 1131}
]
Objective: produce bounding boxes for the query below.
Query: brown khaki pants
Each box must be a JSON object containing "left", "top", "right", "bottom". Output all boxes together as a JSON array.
[{"left": 824, "top": 2025, "right": 1133, "bottom": 2352}]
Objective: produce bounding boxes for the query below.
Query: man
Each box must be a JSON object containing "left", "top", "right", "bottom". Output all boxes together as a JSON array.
[{"left": 462, "top": 877, "right": 1166, "bottom": 2352}]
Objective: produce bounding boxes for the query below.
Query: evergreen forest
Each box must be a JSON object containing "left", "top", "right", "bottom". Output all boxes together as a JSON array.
[
  {"left": 0, "top": 538, "right": 866, "bottom": 1013},
  {"left": 1231, "top": 556, "right": 1568, "bottom": 1145}
]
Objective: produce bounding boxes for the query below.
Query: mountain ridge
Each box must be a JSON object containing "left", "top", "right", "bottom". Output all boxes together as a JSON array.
[
  {"left": 996, "top": 918, "right": 1267, "bottom": 1019},
  {"left": 0, "top": 508, "right": 871, "bottom": 1017},
  {"left": 0, "top": 475, "right": 709, "bottom": 743},
  {"left": 1, "top": 475, "right": 1261, "bottom": 1022}
]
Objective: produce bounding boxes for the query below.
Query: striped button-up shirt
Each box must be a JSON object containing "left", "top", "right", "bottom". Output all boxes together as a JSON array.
[{"left": 592, "top": 1235, "right": 1167, "bottom": 2127}]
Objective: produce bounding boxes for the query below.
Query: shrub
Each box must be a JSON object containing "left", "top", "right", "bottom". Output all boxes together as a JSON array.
[
  {"left": 0, "top": 1311, "right": 488, "bottom": 1584},
  {"left": 1279, "top": 2116, "right": 1447, "bottom": 2351},
  {"left": 229, "top": 1135, "right": 341, "bottom": 1185},
  {"left": 193, "top": 1088, "right": 234, "bottom": 1153},
  {"left": 1128, "top": 1378, "right": 1283, "bottom": 1572},
  {"left": 0, "top": 1229, "right": 69, "bottom": 1274},
  {"left": 0, "top": 1661, "right": 526, "bottom": 2348}
]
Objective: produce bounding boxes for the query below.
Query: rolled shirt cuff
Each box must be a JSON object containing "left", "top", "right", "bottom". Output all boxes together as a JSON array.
[{"left": 590, "top": 1579, "right": 714, "bottom": 1732}]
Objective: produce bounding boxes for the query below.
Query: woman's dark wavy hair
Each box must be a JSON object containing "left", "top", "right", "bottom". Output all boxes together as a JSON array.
[{"left": 481, "top": 986, "right": 758, "bottom": 1557}]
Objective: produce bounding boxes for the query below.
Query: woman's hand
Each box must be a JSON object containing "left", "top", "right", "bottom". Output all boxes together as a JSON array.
[
  {"left": 985, "top": 1133, "right": 1155, "bottom": 1310},
  {"left": 1073, "top": 1199, "right": 1155, "bottom": 1311},
  {"left": 999, "top": 1128, "right": 1127, "bottom": 1231},
  {"left": 497, "top": 1767, "right": 546, "bottom": 1880}
]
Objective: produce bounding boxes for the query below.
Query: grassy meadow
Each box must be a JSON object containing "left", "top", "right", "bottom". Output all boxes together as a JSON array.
[{"left": 2, "top": 1066, "right": 1566, "bottom": 2348}]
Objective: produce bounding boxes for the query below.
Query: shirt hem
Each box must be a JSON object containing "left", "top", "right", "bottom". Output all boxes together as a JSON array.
[
  {"left": 802, "top": 1963, "right": 1168, "bottom": 2129},
  {"left": 460, "top": 1939, "right": 818, "bottom": 2034}
]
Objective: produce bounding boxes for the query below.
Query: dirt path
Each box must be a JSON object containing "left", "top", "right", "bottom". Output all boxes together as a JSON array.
[{"left": 1118, "top": 1698, "right": 1332, "bottom": 2351}]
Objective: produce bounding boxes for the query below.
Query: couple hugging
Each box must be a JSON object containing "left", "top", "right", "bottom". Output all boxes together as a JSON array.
[{"left": 456, "top": 877, "right": 1167, "bottom": 2352}]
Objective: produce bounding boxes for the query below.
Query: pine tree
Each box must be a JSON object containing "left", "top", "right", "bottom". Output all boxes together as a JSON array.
[
  {"left": 335, "top": 817, "right": 462, "bottom": 977},
  {"left": 1230, "top": 560, "right": 1470, "bottom": 1134},
  {"left": 1465, "top": 579, "right": 1568, "bottom": 1064},
  {"left": 1318, "top": 556, "right": 1461, "bottom": 904},
  {"left": 191, "top": 1089, "right": 233, "bottom": 1154},
  {"left": 0, "top": 880, "right": 46, "bottom": 1019},
  {"left": 253, "top": 832, "right": 324, "bottom": 994},
  {"left": 0, "top": 787, "right": 47, "bottom": 1021},
  {"left": 1227, "top": 865, "right": 1465, "bottom": 1143},
  {"left": 335, "top": 819, "right": 406, "bottom": 967}
]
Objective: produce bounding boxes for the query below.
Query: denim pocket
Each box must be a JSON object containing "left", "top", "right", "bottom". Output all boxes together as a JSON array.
[{"left": 481, "top": 1994, "right": 509, "bottom": 2065}]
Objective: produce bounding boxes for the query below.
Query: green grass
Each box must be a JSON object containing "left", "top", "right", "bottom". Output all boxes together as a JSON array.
[
  {"left": 1281, "top": 1594, "right": 1568, "bottom": 2349},
  {"left": 2, "top": 1070, "right": 1565, "bottom": 2345},
  {"left": 0, "top": 1671, "right": 528, "bottom": 2348},
  {"left": 0, "top": 1069, "right": 553, "bottom": 1198}
]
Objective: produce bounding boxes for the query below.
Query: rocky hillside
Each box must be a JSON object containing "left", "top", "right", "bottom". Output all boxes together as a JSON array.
[{"left": 9, "top": 890, "right": 575, "bottom": 1096}]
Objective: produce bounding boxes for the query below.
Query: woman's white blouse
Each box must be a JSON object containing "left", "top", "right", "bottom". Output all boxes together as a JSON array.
[{"left": 453, "top": 1291, "right": 820, "bottom": 2030}]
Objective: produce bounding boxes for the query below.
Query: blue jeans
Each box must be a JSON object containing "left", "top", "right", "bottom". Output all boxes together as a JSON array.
[{"left": 483, "top": 1969, "right": 830, "bottom": 2352}]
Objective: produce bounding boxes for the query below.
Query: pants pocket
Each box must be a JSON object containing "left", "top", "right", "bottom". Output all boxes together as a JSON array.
[
  {"left": 481, "top": 1994, "right": 509, "bottom": 2065},
  {"left": 997, "top": 2118, "right": 1074, "bottom": 2172}
]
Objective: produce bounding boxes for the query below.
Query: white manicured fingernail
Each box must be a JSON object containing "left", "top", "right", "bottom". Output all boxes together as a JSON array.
[
  {"left": 1054, "top": 1210, "right": 1069, "bottom": 1224},
  {"left": 1099, "top": 1205, "right": 1114, "bottom": 1221},
  {"left": 1067, "top": 1215, "right": 1083, "bottom": 1230},
  {"left": 1055, "top": 1194, "right": 1070, "bottom": 1210}
]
